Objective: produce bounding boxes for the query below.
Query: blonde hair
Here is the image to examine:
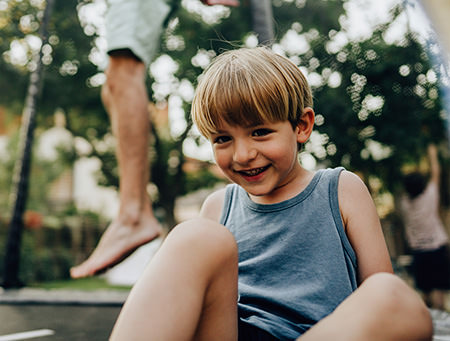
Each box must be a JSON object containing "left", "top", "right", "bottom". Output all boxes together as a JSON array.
[{"left": 191, "top": 47, "right": 313, "bottom": 137}]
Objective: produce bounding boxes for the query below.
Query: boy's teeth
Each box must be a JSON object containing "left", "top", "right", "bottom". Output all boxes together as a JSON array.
[{"left": 242, "top": 166, "right": 266, "bottom": 176}]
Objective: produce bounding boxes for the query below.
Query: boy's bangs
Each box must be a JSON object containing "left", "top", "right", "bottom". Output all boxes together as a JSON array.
[
  {"left": 203, "top": 73, "right": 287, "bottom": 135},
  {"left": 210, "top": 82, "right": 278, "bottom": 130}
]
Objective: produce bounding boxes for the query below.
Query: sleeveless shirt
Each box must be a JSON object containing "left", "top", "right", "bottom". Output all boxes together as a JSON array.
[{"left": 220, "top": 167, "right": 358, "bottom": 340}]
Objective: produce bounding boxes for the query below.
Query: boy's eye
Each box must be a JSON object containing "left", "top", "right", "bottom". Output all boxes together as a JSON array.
[
  {"left": 252, "top": 128, "right": 272, "bottom": 137},
  {"left": 213, "top": 135, "right": 231, "bottom": 144}
]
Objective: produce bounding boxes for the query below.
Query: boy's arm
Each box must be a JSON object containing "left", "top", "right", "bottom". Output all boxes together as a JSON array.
[
  {"left": 199, "top": 187, "right": 227, "bottom": 223},
  {"left": 338, "top": 171, "right": 393, "bottom": 284}
]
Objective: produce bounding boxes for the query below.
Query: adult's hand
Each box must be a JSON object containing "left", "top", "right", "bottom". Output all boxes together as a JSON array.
[{"left": 200, "top": 0, "right": 240, "bottom": 7}]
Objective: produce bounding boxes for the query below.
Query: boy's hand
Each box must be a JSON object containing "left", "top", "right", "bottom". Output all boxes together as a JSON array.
[{"left": 200, "top": 0, "right": 240, "bottom": 7}]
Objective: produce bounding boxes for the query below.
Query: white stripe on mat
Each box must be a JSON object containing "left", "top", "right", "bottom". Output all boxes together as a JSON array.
[{"left": 0, "top": 329, "right": 55, "bottom": 341}]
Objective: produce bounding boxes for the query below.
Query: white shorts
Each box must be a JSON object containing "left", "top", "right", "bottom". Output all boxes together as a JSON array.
[{"left": 105, "top": 0, "right": 172, "bottom": 65}]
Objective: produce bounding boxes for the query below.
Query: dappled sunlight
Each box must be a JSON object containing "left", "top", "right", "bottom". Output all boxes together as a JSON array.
[{"left": 0, "top": 1, "right": 449, "bottom": 299}]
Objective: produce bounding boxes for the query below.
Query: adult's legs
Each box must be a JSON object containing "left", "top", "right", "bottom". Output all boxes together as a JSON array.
[
  {"left": 70, "top": 51, "right": 162, "bottom": 278},
  {"left": 299, "top": 272, "right": 433, "bottom": 341},
  {"left": 110, "top": 218, "right": 239, "bottom": 340}
]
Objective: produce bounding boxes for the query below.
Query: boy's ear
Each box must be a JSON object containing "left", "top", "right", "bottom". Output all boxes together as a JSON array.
[{"left": 296, "top": 107, "right": 315, "bottom": 144}]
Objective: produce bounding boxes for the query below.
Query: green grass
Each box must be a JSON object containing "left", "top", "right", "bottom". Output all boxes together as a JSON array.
[{"left": 29, "top": 277, "right": 132, "bottom": 291}]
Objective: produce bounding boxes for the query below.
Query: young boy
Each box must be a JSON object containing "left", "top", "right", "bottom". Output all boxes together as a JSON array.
[{"left": 110, "top": 47, "right": 432, "bottom": 340}]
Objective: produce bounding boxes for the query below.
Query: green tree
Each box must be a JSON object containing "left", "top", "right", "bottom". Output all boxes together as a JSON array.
[
  {"left": 0, "top": 0, "right": 104, "bottom": 215},
  {"left": 1, "top": 0, "right": 448, "bottom": 228},
  {"left": 303, "top": 10, "right": 446, "bottom": 194}
]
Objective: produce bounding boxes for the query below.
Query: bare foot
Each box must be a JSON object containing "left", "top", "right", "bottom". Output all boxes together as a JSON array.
[{"left": 70, "top": 217, "right": 163, "bottom": 278}]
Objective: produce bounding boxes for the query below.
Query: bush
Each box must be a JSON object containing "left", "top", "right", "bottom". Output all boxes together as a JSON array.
[{"left": 0, "top": 213, "right": 104, "bottom": 286}]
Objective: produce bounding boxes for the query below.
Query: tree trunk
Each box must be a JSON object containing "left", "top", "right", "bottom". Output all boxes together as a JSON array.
[
  {"left": 249, "top": 0, "right": 274, "bottom": 46},
  {"left": 3, "top": 0, "right": 54, "bottom": 288}
]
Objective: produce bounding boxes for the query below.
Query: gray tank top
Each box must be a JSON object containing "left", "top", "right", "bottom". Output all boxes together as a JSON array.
[{"left": 220, "top": 167, "right": 357, "bottom": 340}]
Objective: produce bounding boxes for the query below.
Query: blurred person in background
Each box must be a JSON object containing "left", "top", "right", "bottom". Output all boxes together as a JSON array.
[{"left": 400, "top": 143, "right": 450, "bottom": 310}]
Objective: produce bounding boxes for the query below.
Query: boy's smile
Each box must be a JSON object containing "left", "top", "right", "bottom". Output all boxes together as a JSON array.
[
  {"left": 235, "top": 165, "right": 271, "bottom": 180},
  {"left": 210, "top": 119, "right": 312, "bottom": 204}
]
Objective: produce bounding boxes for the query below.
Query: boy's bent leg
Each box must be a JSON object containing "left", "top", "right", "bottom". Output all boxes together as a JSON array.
[
  {"left": 110, "top": 218, "right": 239, "bottom": 341},
  {"left": 299, "top": 273, "right": 432, "bottom": 341}
]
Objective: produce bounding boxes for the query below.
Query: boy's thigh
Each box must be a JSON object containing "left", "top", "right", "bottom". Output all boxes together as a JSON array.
[{"left": 178, "top": 219, "right": 238, "bottom": 341}]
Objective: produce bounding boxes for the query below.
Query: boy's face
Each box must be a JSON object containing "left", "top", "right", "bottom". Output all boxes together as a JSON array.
[{"left": 210, "top": 117, "right": 312, "bottom": 204}]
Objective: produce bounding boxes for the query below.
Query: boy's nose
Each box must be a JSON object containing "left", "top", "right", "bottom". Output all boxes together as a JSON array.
[{"left": 233, "top": 140, "right": 257, "bottom": 164}]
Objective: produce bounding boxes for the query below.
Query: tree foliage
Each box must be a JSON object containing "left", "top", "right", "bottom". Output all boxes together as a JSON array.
[
  {"left": 0, "top": 0, "right": 448, "bottom": 226},
  {"left": 304, "top": 10, "right": 447, "bottom": 194}
]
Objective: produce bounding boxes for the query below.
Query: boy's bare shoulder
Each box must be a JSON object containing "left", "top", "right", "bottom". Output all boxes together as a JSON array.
[
  {"left": 338, "top": 170, "right": 367, "bottom": 190},
  {"left": 199, "top": 187, "right": 227, "bottom": 222},
  {"left": 338, "top": 170, "right": 376, "bottom": 226},
  {"left": 338, "top": 170, "right": 370, "bottom": 205}
]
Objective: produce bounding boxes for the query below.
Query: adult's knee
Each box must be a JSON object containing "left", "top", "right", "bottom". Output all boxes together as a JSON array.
[{"left": 103, "top": 56, "right": 145, "bottom": 95}]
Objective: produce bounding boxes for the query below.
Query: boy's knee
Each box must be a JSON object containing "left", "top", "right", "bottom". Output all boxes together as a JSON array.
[
  {"left": 362, "top": 273, "right": 418, "bottom": 309},
  {"left": 362, "top": 273, "right": 419, "bottom": 306},
  {"left": 362, "top": 272, "right": 403, "bottom": 292},
  {"left": 362, "top": 273, "right": 433, "bottom": 338},
  {"left": 167, "top": 218, "right": 238, "bottom": 262}
]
